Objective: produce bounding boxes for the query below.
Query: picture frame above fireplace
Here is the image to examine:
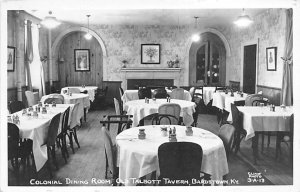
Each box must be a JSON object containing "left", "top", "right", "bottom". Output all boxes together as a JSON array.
[{"left": 141, "top": 44, "right": 160, "bottom": 64}]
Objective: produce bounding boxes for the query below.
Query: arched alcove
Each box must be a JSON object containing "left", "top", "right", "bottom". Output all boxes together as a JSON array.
[
  {"left": 52, "top": 27, "right": 107, "bottom": 87},
  {"left": 185, "top": 28, "right": 230, "bottom": 86}
]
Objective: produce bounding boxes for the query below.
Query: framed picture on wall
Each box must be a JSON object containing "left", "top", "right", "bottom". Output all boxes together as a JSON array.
[
  {"left": 266, "top": 47, "right": 277, "bottom": 71},
  {"left": 75, "top": 49, "right": 90, "bottom": 71},
  {"left": 141, "top": 44, "right": 160, "bottom": 64},
  {"left": 7, "top": 46, "right": 15, "bottom": 72}
]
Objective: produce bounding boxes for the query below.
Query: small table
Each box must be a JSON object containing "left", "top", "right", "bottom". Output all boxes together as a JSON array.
[
  {"left": 41, "top": 93, "right": 90, "bottom": 122},
  {"left": 201, "top": 87, "right": 216, "bottom": 105},
  {"left": 121, "top": 89, "right": 192, "bottom": 103},
  {"left": 61, "top": 86, "right": 98, "bottom": 102},
  {"left": 116, "top": 125, "right": 229, "bottom": 186},
  {"left": 212, "top": 91, "right": 247, "bottom": 121},
  {"left": 123, "top": 99, "right": 196, "bottom": 127},
  {"left": 238, "top": 106, "right": 293, "bottom": 164},
  {"left": 10, "top": 104, "right": 74, "bottom": 171}
]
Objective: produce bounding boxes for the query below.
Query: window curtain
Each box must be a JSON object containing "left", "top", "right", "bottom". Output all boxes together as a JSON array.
[
  {"left": 25, "top": 20, "right": 46, "bottom": 98},
  {"left": 25, "top": 20, "right": 33, "bottom": 91},
  {"left": 280, "top": 9, "right": 293, "bottom": 106}
]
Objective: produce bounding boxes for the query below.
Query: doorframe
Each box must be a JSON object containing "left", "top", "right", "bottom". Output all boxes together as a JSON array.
[{"left": 240, "top": 38, "right": 259, "bottom": 93}]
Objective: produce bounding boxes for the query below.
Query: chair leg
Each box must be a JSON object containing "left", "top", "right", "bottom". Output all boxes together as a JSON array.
[
  {"left": 59, "top": 138, "right": 67, "bottom": 163},
  {"left": 67, "top": 132, "right": 75, "bottom": 154},
  {"left": 261, "top": 133, "right": 265, "bottom": 153},
  {"left": 51, "top": 145, "right": 58, "bottom": 170},
  {"left": 267, "top": 132, "right": 271, "bottom": 147},
  {"left": 72, "top": 128, "right": 80, "bottom": 148}
]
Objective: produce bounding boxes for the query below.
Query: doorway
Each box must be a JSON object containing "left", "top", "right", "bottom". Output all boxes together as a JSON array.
[
  {"left": 243, "top": 44, "right": 257, "bottom": 94},
  {"left": 189, "top": 32, "right": 226, "bottom": 86}
]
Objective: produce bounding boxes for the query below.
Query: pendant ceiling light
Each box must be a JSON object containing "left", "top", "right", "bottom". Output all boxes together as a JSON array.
[
  {"left": 234, "top": 9, "right": 253, "bottom": 27},
  {"left": 41, "top": 11, "right": 61, "bottom": 29},
  {"left": 84, "top": 15, "right": 92, "bottom": 40},
  {"left": 192, "top": 16, "right": 200, "bottom": 42}
]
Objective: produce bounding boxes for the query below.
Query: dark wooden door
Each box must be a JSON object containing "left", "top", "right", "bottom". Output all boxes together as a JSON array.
[{"left": 243, "top": 44, "right": 257, "bottom": 94}]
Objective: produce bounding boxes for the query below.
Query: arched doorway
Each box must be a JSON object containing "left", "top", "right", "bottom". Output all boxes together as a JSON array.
[
  {"left": 52, "top": 27, "right": 107, "bottom": 87},
  {"left": 189, "top": 32, "right": 227, "bottom": 86}
]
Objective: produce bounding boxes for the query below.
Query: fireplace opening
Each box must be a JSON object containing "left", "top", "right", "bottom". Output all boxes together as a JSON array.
[{"left": 127, "top": 79, "right": 174, "bottom": 90}]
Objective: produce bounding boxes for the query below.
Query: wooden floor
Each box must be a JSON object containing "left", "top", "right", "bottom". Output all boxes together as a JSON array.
[{"left": 8, "top": 106, "right": 293, "bottom": 186}]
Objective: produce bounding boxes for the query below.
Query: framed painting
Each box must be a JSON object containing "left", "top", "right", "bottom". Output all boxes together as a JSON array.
[
  {"left": 266, "top": 47, "right": 277, "bottom": 71},
  {"left": 75, "top": 49, "right": 90, "bottom": 71},
  {"left": 7, "top": 46, "right": 15, "bottom": 72},
  {"left": 141, "top": 44, "right": 160, "bottom": 64}
]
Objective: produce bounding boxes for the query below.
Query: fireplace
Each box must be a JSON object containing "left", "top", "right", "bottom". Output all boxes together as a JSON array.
[
  {"left": 120, "top": 67, "right": 181, "bottom": 89},
  {"left": 127, "top": 79, "right": 174, "bottom": 90}
]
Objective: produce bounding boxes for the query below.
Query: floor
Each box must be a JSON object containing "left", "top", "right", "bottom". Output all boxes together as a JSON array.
[{"left": 7, "top": 106, "right": 293, "bottom": 186}]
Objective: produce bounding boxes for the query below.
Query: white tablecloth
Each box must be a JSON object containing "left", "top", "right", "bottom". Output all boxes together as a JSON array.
[
  {"left": 61, "top": 86, "right": 98, "bottom": 102},
  {"left": 202, "top": 87, "right": 216, "bottom": 105},
  {"left": 124, "top": 99, "right": 196, "bottom": 127},
  {"left": 121, "top": 89, "right": 192, "bottom": 103},
  {"left": 237, "top": 106, "right": 294, "bottom": 140},
  {"left": 212, "top": 91, "right": 248, "bottom": 121},
  {"left": 11, "top": 104, "right": 74, "bottom": 171},
  {"left": 41, "top": 93, "right": 90, "bottom": 120},
  {"left": 116, "top": 125, "right": 229, "bottom": 186}
]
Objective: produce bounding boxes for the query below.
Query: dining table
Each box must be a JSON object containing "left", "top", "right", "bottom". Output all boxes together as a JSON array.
[
  {"left": 41, "top": 93, "right": 90, "bottom": 121},
  {"left": 116, "top": 125, "right": 229, "bottom": 186},
  {"left": 9, "top": 104, "right": 74, "bottom": 171},
  {"left": 212, "top": 91, "right": 248, "bottom": 121},
  {"left": 237, "top": 106, "right": 294, "bottom": 164},
  {"left": 121, "top": 89, "right": 192, "bottom": 103},
  {"left": 61, "top": 86, "right": 98, "bottom": 102},
  {"left": 123, "top": 99, "right": 196, "bottom": 127},
  {"left": 201, "top": 87, "right": 216, "bottom": 105}
]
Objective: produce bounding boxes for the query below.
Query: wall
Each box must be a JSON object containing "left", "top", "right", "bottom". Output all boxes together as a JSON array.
[
  {"left": 49, "top": 9, "right": 286, "bottom": 90},
  {"left": 222, "top": 8, "right": 286, "bottom": 89},
  {"left": 57, "top": 31, "right": 103, "bottom": 87},
  {"left": 7, "top": 10, "right": 48, "bottom": 102}
]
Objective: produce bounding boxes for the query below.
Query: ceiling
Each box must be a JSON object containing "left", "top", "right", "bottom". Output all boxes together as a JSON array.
[{"left": 27, "top": 9, "right": 268, "bottom": 26}]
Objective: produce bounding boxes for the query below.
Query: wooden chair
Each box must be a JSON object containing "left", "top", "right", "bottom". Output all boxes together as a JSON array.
[
  {"left": 153, "top": 88, "right": 168, "bottom": 98},
  {"left": 25, "top": 90, "right": 38, "bottom": 106},
  {"left": 8, "top": 123, "right": 33, "bottom": 183},
  {"left": 138, "top": 87, "right": 151, "bottom": 99},
  {"left": 101, "top": 125, "right": 118, "bottom": 185},
  {"left": 245, "top": 94, "right": 263, "bottom": 106},
  {"left": 119, "top": 87, "right": 124, "bottom": 98},
  {"left": 113, "top": 98, "right": 124, "bottom": 115},
  {"left": 56, "top": 107, "right": 70, "bottom": 163},
  {"left": 100, "top": 115, "right": 133, "bottom": 135},
  {"left": 170, "top": 88, "right": 185, "bottom": 100},
  {"left": 230, "top": 103, "right": 247, "bottom": 154},
  {"left": 44, "top": 97, "right": 64, "bottom": 104},
  {"left": 68, "top": 103, "right": 81, "bottom": 153},
  {"left": 152, "top": 103, "right": 181, "bottom": 125},
  {"left": 8, "top": 101, "right": 25, "bottom": 114},
  {"left": 189, "top": 87, "right": 196, "bottom": 101},
  {"left": 43, "top": 113, "right": 61, "bottom": 177},
  {"left": 218, "top": 124, "right": 236, "bottom": 156},
  {"left": 158, "top": 142, "right": 210, "bottom": 186},
  {"left": 215, "top": 86, "right": 226, "bottom": 92}
]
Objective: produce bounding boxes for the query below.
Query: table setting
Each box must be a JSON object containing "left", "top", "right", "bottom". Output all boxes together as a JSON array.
[{"left": 116, "top": 125, "right": 228, "bottom": 186}]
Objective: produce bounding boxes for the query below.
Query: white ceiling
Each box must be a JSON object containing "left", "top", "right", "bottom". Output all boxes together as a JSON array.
[{"left": 27, "top": 9, "right": 267, "bottom": 26}]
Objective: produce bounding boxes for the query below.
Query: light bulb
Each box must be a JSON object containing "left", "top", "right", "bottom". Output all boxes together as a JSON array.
[
  {"left": 192, "top": 34, "right": 200, "bottom": 42},
  {"left": 85, "top": 33, "right": 92, "bottom": 40}
]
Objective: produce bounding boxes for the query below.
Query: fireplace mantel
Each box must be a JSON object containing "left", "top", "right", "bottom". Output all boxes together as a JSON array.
[
  {"left": 121, "top": 68, "right": 182, "bottom": 89},
  {"left": 120, "top": 67, "right": 181, "bottom": 72}
]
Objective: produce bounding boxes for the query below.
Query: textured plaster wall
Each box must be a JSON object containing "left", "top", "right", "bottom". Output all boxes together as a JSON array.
[
  {"left": 222, "top": 8, "right": 286, "bottom": 88},
  {"left": 50, "top": 8, "right": 286, "bottom": 88}
]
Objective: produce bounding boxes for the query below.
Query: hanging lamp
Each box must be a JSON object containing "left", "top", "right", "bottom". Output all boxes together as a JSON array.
[
  {"left": 41, "top": 11, "right": 61, "bottom": 29},
  {"left": 192, "top": 16, "right": 200, "bottom": 42},
  {"left": 84, "top": 15, "right": 92, "bottom": 40},
  {"left": 234, "top": 9, "right": 253, "bottom": 27}
]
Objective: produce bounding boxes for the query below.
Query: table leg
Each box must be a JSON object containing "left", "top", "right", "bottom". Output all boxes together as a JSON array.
[
  {"left": 84, "top": 108, "right": 87, "bottom": 122},
  {"left": 252, "top": 134, "right": 259, "bottom": 165}
]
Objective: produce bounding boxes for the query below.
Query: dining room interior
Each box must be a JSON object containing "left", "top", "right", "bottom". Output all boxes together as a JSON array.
[{"left": 1, "top": 0, "right": 299, "bottom": 191}]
